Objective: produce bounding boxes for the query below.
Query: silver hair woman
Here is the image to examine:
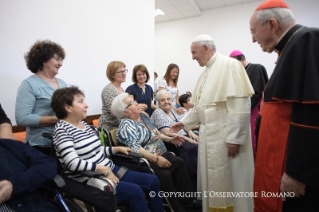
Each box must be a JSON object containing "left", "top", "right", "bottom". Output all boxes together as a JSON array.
[
  {"left": 151, "top": 89, "right": 199, "bottom": 190},
  {"left": 111, "top": 92, "right": 198, "bottom": 211}
]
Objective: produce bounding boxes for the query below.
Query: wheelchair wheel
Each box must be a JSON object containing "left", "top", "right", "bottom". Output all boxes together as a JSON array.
[{"left": 63, "top": 198, "right": 84, "bottom": 212}]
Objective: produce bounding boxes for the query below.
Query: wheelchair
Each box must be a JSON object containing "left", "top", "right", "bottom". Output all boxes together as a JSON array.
[
  {"left": 100, "top": 127, "right": 175, "bottom": 212},
  {"left": 43, "top": 130, "right": 152, "bottom": 212}
]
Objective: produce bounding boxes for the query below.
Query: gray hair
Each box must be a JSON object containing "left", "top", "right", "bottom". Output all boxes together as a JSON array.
[
  {"left": 111, "top": 92, "right": 129, "bottom": 118},
  {"left": 156, "top": 90, "right": 172, "bottom": 102},
  {"left": 257, "top": 8, "right": 295, "bottom": 28},
  {"left": 196, "top": 40, "right": 216, "bottom": 52}
]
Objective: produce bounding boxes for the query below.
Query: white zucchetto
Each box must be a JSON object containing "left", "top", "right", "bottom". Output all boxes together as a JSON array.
[{"left": 193, "top": 34, "right": 213, "bottom": 42}]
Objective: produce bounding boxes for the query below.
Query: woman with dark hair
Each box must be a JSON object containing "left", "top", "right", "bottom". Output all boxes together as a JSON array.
[
  {"left": 98, "top": 61, "right": 127, "bottom": 131},
  {"left": 125, "top": 64, "right": 157, "bottom": 117},
  {"left": 51, "top": 86, "right": 163, "bottom": 212},
  {"left": 15, "top": 40, "right": 67, "bottom": 155},
  {"left": 158, "top": 63, "right": 184, "bottom": 115}
]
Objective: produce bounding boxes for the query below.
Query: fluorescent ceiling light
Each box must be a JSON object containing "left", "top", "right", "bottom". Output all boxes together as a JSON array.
[{"left": 155, "top": 9, "right": 165, "bottom": 17}]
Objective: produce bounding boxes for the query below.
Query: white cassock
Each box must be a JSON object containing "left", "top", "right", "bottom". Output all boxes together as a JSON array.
[{"left": 181, "top": 52, "right": 255, "bottom": 212}]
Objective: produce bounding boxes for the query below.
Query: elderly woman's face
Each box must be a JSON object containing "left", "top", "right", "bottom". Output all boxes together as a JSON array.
[
  {"left": 43, "top": 54, "right": 63, "bottom": 76},
  {"left": 158, "top": 93, "right": 171, "bottom": 111},
  {"left": 124, "top": 96, "right": 140, "bottom": 117},
  {"left": 113, "top": 66, "right": 127, "bottom": 83}
]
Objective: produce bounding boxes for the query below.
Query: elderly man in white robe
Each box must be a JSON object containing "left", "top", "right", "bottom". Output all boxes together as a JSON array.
[{"left": 171, "top": 34, "right": 255, "bottom": 212}]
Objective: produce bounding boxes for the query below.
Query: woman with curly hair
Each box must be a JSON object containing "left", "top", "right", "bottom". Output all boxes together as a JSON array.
[{"left": 15, "top": 40, "right": 67, "bottom": 155}]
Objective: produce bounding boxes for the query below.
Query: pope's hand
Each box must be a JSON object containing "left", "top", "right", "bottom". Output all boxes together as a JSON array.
[
  {"left": 280, "top": 172, "right": 305, "bottom": 201},
  {"left": 227, "top": 143, "right": 240, "bottom": 157},
  {"left": 170, "top": 122, "right": 184, "bottom": 133}
]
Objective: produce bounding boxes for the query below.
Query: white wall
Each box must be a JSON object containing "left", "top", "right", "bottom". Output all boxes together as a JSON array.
[
  {"left": 0, "top": 0, "right": 155, "bottom": 125},
  {"left": 154, "top": 0, "right": 319, "bottom": 96}
]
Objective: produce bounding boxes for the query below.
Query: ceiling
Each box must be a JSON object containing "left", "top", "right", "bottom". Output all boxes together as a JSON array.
[{"left": 155, "top": 0, "right": 261, "bottom": 23}]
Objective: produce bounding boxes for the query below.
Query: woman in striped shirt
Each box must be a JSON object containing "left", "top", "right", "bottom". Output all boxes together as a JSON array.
[{"left": 51, "top": 86, "right": 163, "bottom": 212}]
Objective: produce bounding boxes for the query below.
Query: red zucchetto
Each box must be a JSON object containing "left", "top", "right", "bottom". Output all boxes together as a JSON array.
[{"left": 255, "top": 0, "right": 289, "bottom": 11}]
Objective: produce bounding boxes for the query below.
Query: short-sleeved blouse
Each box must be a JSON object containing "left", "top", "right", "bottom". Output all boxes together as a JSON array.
[
  {"left": 125, "top": 84, "right": 153, "bottom": 116},
  {"left": 117, "top": 113, "right": 167, "bottom": 155},
  {"left": 158, "top": 79, "right": 178, "bottom": 106},
  {"left": 98, "top": 84, "right": 122, "bottom": 131}
]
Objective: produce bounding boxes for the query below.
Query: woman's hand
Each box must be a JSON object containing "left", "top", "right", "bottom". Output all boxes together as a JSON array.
[
  {"left": 138, "top": 103, "right": 148, "bottom": 111},
  {"left": 174, "top": 107, "right": 185, "bottom": 115},
  {"left": 170, "top": 135, "right": 184, "bottom": 146},
  {"left": 183, "top": 136, "right": 198, "bottom": 145},
  {"left": 188, "top": 130, "right": 198, "bottom": 141},
  {"left": 112, "top": 147, "right": 131, "bottom": 155},
  {"left": 107, "top": 171, "right": 119, "bottom": 186},
  {"left": 157, "top": 156, "right": 171, "bottom": 168},
  {"left": 96, "top": 165, "right": 119, "bottom": 186}
]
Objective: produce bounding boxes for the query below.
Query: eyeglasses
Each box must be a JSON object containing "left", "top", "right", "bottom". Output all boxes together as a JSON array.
[
  {"left": 125, "top": 100, "right": 137, "bottom": 110},
  {"left": 115, "top": 69, "right": 128, "bottom": 74},
  {"left": 52, "top": 55, "right": 64, "bottom": 63}
]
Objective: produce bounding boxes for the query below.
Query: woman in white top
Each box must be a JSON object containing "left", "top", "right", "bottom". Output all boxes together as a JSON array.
[{"left": 158, "top": 64, "right": 184, "bottom": 115}]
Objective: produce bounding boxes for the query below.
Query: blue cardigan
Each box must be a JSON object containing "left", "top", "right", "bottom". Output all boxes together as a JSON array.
[{"left": 0, "top": 139, "right": 57, "bottom": 211}]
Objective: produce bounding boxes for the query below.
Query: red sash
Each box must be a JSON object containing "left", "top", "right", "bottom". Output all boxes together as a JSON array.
[{"left": 254, "top": 101, "right": 292, "bottom": 212}]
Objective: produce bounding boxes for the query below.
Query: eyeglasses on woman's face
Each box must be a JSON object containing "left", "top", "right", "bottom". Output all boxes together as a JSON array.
[
  {"left": 115, "top": 69, "right": 128, "bottom": 75},
  {"left": 125, "top": 100, "right": 137, "bottom": 110},
  {"left": 52, "top": 54, "right": 64, "bottom": 63}
]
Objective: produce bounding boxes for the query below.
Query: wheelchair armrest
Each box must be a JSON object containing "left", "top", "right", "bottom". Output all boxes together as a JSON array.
[
  {"left": 114, "top": 152, "right": 143, "bottom": 159},
  {"left": 42, "top": 133, "right": 53, "bottom": 139},
  {"left": 78, "top": 171, "right": 104, "bottom": 178},
  {"left": 53, "top": 174, "right": 66, "bottom": 188}
]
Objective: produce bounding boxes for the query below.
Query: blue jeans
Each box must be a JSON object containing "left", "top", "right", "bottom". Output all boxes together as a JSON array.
[{"left": 113, "top": 165, "right": 163, "bottom": 212}]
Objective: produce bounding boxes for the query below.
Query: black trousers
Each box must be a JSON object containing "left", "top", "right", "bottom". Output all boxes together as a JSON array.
[
  {"left": 150, "top": 152, "right": 195, "bottom": 212},
  {"left": 283, "top": 186, "right": 319, "bottom": 212},
  {"left": 164, "top": 140, "right": 198, "bottom": 191},
  {"left": 179, "top": 141, "right": 198, "bottom": 191}
]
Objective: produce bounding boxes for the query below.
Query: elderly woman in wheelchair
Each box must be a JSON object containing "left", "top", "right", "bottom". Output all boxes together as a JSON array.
[
  {"left": 112, "top": 93, "right": 198, "bottom": 212},
  {"left": 51, "top": 86, "right": 163, "bottom": 212}
]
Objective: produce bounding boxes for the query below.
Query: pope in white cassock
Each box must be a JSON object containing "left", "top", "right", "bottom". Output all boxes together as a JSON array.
[{"left": 171, "top": 34, "right": 255, "bottom": 212}]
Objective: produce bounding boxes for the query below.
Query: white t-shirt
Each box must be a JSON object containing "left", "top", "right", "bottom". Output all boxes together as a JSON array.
[{"left": 158, "top": 79, "right": 178, "bottom": 106}]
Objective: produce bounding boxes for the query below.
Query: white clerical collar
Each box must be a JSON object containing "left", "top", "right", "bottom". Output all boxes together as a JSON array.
[{"left": 205, "top": 52, "right": 218, "bottom": 67}]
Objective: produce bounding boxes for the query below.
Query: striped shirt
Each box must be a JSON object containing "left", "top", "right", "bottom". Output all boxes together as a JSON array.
[
  {"left": 53, "top": 120, "right": 114, "bottom": 182},
  {"left": 117, "top": 114, "right": 167, "bottom": 155},
  {"left": 0, "top": 204, "right": 15, "bottom": 212}
]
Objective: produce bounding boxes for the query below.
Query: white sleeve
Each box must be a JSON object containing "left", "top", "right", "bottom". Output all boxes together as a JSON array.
[
  {"left": 180, "top": 106, "right": 200, "bottom": 131},
  {"left": 226, "top": 97, "right": 251, "bottom": 145},
  {"left": 158, "top": 79, "right": 167, "bottom": 89}
]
